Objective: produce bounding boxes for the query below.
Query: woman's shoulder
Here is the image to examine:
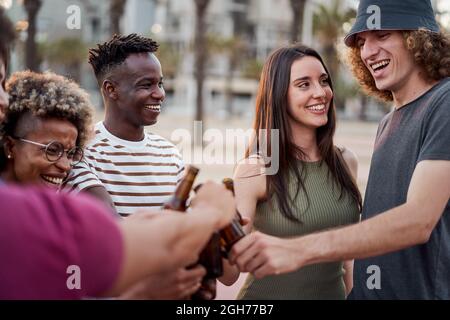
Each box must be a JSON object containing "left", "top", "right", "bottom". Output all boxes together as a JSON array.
[
  {"left": 234, "top": 155, "right": 267, "bottom": 200},
  {"left": 337, "top": 146, "right": 358, "bottom": 177},
  {"left": 235, "top": 154, "right": 269, "bottom": 179}
]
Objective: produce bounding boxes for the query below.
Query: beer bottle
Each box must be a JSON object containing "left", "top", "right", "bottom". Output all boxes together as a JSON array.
[
  {"left": 163, "top": 165, "right": 199, "bottom": 211},
  {"left": 191, "top": 183, "right": 224, "bottom": 300},
  {"left": 219, "top": 178, "right": 246, "bottom": 256},
  {"left": 191, "top": 231, "right": 223, "bottom": 300}
]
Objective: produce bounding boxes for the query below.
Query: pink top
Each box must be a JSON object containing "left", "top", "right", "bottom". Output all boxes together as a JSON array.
[{"left": 0, "top": 185, "right": 123, "bottom": 299}]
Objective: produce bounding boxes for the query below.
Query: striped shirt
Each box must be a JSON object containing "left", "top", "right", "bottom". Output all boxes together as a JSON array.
[{"left": 65, "top": 122, "right": 184, "bottom": 216}]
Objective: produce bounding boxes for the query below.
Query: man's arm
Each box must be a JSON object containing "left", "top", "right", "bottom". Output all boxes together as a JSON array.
[
  {"left": 83, "top": 185, "right": 117, "bottom": 215},
  {"left": 63, "top": 155, "right": 115, "bottom": 209},
  {"left": 343, "top": 260, "right": 354, "bottom": 296},
  {"left": 230, "top": 160, "right": 450, "bottom": 278}
]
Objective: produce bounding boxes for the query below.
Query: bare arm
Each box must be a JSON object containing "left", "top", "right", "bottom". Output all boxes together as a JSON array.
[
  {"left": 118, "top": 266, "right": 206, "bottom": 300},
  {"left": 106, "top": 181, "right": 236, "bottom": 295},
  {"left": 341, "top": 147, "right": 358, "bottom": 183},
  {"left": 343, "top": 260, "right": 354, "bottom": 296},
  {"left": 300, "top": 160, "right": 449, "bottom": 264},
  {"left": 83, "top": 185, "right": 118, "bottom": 216},
  {"left": 230, "top": 160, "right": 450, "bottom": 278},
  {"left": 219, "top": 160, "right": 266, "bottom": 286}
]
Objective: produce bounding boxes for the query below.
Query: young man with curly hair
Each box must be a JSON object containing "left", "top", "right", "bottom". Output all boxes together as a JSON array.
[
  {"left": 63, "top": 33, "right": 209, "bottom": 299},
  {"left": 229, "top": 0, "right": 450, "bottom": 299}
]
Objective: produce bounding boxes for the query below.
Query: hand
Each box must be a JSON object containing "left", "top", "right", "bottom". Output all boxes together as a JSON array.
[
  {"left": 228, "top": 232, "right": 301, "bottom": 279},
  {"left": 119, "top": 266, "right": 206, "bottom": 300},
  {"left": 240, "top": 216, "right": 251, "bottom": 226},
  {"left": 190, "top": 181, "right": 236, "bottom": 229},
  {"left": 191, "top": 278, "right": 217, "bottom": 300}
]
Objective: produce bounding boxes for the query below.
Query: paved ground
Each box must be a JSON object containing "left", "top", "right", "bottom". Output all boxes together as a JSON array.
[{"left": 96, "top": 111, "right": 380, "bottom": 299}]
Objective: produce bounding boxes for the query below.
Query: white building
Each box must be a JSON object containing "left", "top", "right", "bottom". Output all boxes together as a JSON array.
[
  {"left": 144, "top": 0, "right": 314, "bottom": 116},
  {"left": 4, "top": 0, "right": 340, "bottom": 115}
]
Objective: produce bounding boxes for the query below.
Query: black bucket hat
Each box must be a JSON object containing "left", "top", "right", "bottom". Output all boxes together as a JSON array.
[{"left": 344, "top": 0, "right": 440, "bottom": 47}]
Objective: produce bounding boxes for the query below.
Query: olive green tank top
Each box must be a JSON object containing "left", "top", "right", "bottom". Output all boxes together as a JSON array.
[{"left": 238, "top": 160, "right": 360, "bottom": 300}]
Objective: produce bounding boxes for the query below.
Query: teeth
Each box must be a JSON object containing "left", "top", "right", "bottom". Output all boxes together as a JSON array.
[
  {"left": 144, "top": 105, "right": 161, "bottom": 111},
  {"left": 306, "top": 104, "right": 325, "bottom": 111},
  {"left": 42, "top": 175, "right": 63, "bottom": 185},
  {"left": 370, "top": 60, "right": 390, "bottom": 70}
]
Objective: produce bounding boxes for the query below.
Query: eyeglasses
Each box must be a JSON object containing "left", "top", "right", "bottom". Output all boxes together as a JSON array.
[{"left": 15, "top": 138, "right": 84, "bottom": 166}]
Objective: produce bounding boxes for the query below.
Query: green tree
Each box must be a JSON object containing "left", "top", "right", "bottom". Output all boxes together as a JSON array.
[
  {"left": 41, "top": 38, "right": 88, "bottom": 83},
  {"left": 242, "top": 58, "right": 263, "bottom": 81},
  {"left": 313, "top": 0, "right": 355, "bottom": 109},
  {"left": 207, "top": 35, "right": 248, "bottom": 117}
]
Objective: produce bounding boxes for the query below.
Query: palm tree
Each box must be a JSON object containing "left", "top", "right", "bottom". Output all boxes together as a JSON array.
[
  {"left": 24, "top": 0, "right": 42, "bottom": 71},
  {"left": 155, "top": 41, "right": 181, "bottom": 79},
  {"left": 41, "top": 38, "right": 88, "bottom": 83},
  {"left": 207, "top": 35, "right": 247, "bottom": 118},
  {"left": 222, "top": 37, "right": 246, "bottom": 118},
  {"left": 289, "top": 0, "right": 307, "bottom": 43},
  {"left": 313, "top": 0, "right": 355, "bottom": 109},
  {"left": 242, "top": 58, "right": 263, "bottom": 81},
  {"left": 110, "top": 0, "right": 127, "bottom": 35},
  {"left": 193, "top": 0, "right": 210, "bottom": 145}
]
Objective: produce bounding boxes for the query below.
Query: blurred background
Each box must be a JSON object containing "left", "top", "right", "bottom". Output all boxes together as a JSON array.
[
  {"left": 1, "top": 0, "right": 449, "bottom": 299},
  {"left": 2, "top": 0, "right": 448, "bottom": 121}
]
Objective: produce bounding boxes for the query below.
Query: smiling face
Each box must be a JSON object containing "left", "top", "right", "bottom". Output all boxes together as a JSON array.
[
  {"left": 109, "top": 52, "right": 165, "bottom": 128},
  {"left": 6, "top": 117, "right": 78, "bottom": 188},
  {"left": 357, "top": 30, "right": 418, "bottom": 93},
  {"left": 286, "top": 56, "right": 333, "bottom": 131}
]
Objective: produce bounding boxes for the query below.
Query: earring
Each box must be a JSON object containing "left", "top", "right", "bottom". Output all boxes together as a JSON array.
[{"left": 7, "top": 154, "right": 12, "bottom": 159}]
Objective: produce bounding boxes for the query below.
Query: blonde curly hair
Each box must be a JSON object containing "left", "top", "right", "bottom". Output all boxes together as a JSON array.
[
  {"left": 346, "top": 29, "right": 450, "bottom": 102},
  {"left": 2, "top": 71, "right": 94, "bottom": 148}
]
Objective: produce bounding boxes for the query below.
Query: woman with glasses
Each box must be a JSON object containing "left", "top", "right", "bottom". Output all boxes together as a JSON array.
[{"left": 0, "top": 71, "right": 93, "bottom": 188}]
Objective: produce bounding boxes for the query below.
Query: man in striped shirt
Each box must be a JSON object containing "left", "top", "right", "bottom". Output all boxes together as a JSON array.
[
  {"left": 66, "top": 34, "right": 184, "bottom": 217},
  {"left": 67, "top": 121, "right": 184, "bottom": 217},
  {"left": 64, "top": 34, "right": 204, "bottom": 299}
]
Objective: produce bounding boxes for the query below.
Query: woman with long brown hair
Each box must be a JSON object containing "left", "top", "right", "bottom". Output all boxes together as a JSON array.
[{"left": 221, "top": 44, "right": 362, "bottom": 299}]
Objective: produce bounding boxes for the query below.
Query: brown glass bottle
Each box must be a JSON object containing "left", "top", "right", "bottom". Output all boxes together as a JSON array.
[
  {"left": 220, "top": 178, "right": 246, "bottom": 256},
  {"left": 191, "top": 183, "right": 224, "bottom": 300},
  {"left": 163, "top": 165, "right": 199, "bottom": 211},
  {"left": 191, "top": 231, "right": 223, "bottom": 300}
]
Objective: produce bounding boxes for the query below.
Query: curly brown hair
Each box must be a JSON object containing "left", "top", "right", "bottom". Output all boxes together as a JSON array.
[
  {"left": 1, "top": 71, "right": 93, "bottom": 151},
  {"left": 346, "top": 29, "right": 450, "bottom": 102}
]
